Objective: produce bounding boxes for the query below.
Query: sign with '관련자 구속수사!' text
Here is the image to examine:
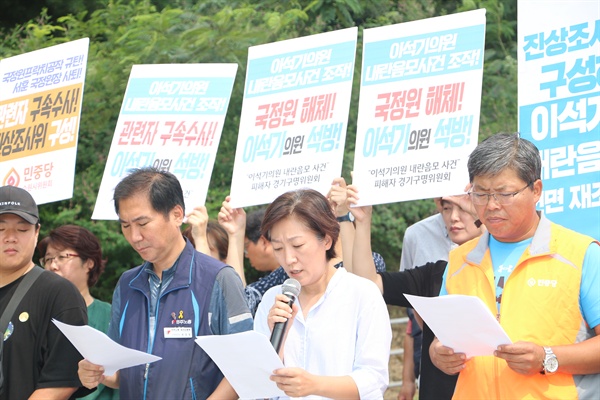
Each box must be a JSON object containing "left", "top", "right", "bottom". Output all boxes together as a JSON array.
[{"left": 92, "top": 63, "right": 237, "bottom": 220}]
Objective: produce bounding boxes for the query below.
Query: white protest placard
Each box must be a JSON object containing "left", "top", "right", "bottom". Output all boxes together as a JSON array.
[
  {"left": 229, "top": 28, "right": 358, "bottom": 208},
  {"left": 92, "top": 64, "right": 237, "bottom": 220},
  {"left": 0, "top": 38, "right": 89, "bottom": 204},
  {"left": 352, "top": 10, "right": 486, "bottom": 206},
  {"left": 518, "top": 0, "right": 600, "bottom": 240}
]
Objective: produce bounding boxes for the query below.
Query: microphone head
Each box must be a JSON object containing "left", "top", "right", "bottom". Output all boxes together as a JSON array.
[{"left": 281, "top": 278, "right": 301, "bottom": 298}]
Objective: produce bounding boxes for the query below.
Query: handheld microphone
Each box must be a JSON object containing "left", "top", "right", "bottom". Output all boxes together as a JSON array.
[{"left": 270, "top": 278, "right": 301, "bottom": 353}]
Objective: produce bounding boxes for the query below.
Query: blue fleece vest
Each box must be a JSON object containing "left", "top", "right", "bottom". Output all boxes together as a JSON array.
[{"left": 116, "top": 241, "right": 225, "bottom": 399}]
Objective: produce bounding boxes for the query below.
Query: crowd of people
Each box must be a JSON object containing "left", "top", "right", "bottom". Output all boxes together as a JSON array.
[{"left": 0, "top": 132, "right": 598, "bottom": 399}]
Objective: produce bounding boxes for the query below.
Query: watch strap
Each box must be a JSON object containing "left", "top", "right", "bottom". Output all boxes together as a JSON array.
[{"left": 336, "top": 213, "right": 353, "bottom": 222}]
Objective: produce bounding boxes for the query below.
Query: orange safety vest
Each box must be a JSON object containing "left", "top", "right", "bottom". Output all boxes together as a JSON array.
[{"left": 445, "top": 215, "right": 599, "bottom": 399}]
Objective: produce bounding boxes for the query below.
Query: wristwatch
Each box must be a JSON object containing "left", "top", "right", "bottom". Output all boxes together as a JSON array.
[
  {"left": 541, "top": 346, "right": 558, "bottom": 374},
  {"left": 336, "top": 212, "right": 355, "bottom": 223}
]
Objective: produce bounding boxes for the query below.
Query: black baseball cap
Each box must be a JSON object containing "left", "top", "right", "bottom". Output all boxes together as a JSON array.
[{"left": 0, "top": 185, "right": 39, "bottom": 224}]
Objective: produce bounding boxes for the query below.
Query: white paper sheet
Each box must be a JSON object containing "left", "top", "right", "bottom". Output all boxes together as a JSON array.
[
  {"left": 52, "top": 319, "right": 161, "bottom": 375},
  {"left": 404, "top": 294, "right": 512, "bottom": 357},
  {"left": 195, "top": 331, "right": 285, "bottom": 399}
]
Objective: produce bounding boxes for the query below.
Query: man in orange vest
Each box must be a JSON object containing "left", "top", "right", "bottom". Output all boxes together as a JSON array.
[{"left": 430, "top": 132, "right": 599, "bottom": 399}]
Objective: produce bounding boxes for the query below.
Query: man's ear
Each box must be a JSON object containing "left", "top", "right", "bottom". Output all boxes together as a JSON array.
[
  {"left": 532, "top": 179, "right": 543, "bottom": 202},
  {"left": 434, "top": 197, "right": 443, "bottom": 212},
  {"left": 259, "top": 235, "right": 270, "bottom": 250},
  {"left": 171, "top": 205, "right": 185, "bottom": 225}
]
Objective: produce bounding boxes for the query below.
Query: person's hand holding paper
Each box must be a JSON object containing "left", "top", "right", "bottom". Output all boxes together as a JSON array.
[
  {"left": 404, "top": 294, "right": 512, "bottom": 357},
  {"left": 52, "top": 319, "right": 161, "bottom": 376},
  {"left": 195, "top": 330, "right": 285, "bottom": 399},
  {"left": 405, "top": 294, "right": 513, "bottom": 376}
]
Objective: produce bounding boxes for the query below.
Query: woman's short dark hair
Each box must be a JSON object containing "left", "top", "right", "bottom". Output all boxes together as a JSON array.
[
  {"left": 261, "top": 189, "right": 339, "bottom": 261},
  {"left": 37, "top": 224, "right": 106, "bottom": 288},
  {"left": 207, "top": 221, "right": 229, "bottom": 261}
]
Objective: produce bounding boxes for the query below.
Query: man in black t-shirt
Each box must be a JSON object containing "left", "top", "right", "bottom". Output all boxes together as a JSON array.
[{"left": 0, "top": 185, "right": 89, "bottom": 400}]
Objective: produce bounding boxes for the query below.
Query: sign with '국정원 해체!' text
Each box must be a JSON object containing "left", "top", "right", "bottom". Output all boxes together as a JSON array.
[
  {"left": 352, "top": 9, "right": 486, "bottom": 206},
  {"left": 229, "top": 27, "right": 358, "bottom": 208},
  {"left": 0, "top": 38, "right": 89, "bottom": 204},
  {"left": 92, "top": 63, "right": 237, "bottom": 220},
  {"left": 518, "top": 0, "right": 600, "bottom": 240}
]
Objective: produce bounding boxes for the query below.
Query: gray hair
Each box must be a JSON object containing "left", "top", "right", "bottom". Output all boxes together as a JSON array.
[{"left": 468, "top": 132, "right": 541, "bottom": 185}]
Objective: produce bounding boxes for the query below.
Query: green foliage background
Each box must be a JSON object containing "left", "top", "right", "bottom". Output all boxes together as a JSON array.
[{"left": 0, "top": 0, "right": 518, "bottom": 302}]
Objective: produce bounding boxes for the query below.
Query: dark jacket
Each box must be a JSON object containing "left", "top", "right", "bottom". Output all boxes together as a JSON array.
[
  {"left": 380, "top": 260, "right": 458, "bottom": 400},
  {"left": 115, "top": 241, "right": 226, "bottom": 400}
]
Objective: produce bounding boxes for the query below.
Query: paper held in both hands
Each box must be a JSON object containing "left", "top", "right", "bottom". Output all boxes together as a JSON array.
[{"left": 404, "top": 294, "right": 513, "bottom": 357}]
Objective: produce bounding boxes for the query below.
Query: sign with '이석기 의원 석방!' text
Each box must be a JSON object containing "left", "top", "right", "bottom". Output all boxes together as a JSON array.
[
  {"left": 92, "top": 63, "right": 237, "bottom": 220},
  {"left": 229, "top": 27, "right": 358, "bottom": 208},
  {"left": 352, "top": 9, "right": 486, "bottom": 206}
]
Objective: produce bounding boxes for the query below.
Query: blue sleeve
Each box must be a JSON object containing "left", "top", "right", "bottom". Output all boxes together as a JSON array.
[
  {"left": 209, "top": 267, "right": 253, "bottom": 335},
  {"left": 438, "top": 264, "right": 449, "bottom": 296},
  {"left": 107, "top": 282, "right": 121, "bottom": 342},
  {"left": 580, "top": 242, "right": 600, "bottom": 329}
]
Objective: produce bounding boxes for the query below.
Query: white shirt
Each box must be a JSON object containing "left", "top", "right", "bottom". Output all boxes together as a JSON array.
[
  {"left": 399, "top": 213, "right": 455, "bottom": 271},
  {"left": 254, "top": 268, "right": 391, "bottom": 399}
]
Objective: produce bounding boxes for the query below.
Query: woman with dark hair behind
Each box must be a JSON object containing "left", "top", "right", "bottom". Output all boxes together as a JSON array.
[
  {"left": 181, "top": 206, "right": 229, "bottom": 264},
  {"left": 182, "top": 217, "right": 229, "bottom": 263},
  {"left": 37, "top": 225, "right": 118, "bottom": 400},
  {"left": 253, "top": 188, "right": 391, "bottom": 399}
]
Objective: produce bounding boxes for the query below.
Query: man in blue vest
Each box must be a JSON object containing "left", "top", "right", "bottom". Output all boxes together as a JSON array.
[{"left": 78, "top": 167, "right": 253, "bottom": 399}]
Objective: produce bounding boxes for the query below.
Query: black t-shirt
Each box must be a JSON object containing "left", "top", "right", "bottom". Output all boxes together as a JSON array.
[
  {"left": 380, "top": 260, "right": 458, "bottom": 400},
  {"left": 0, "top": 268, "right": 89, "bottom": 400}
]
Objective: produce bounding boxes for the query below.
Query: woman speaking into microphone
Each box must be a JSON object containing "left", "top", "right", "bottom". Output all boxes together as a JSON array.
[{"left": 253, "top": 188, "right": 391, "bottom": 399}]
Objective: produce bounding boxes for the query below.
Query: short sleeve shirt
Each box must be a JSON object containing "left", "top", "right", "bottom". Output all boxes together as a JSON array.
[{"left": 0, "top": 269, "right": 88, "bottom": 400}]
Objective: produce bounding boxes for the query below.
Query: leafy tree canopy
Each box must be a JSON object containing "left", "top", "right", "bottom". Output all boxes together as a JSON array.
[{"left": 0, "top": 0, "right": 517, "bottom": 301}]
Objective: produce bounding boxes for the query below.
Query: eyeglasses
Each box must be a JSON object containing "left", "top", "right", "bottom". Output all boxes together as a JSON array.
[
  {"left": 468, "top": 183, "right": 531, "bottom": 206},
  {"left": 39, "top": 253, "right": 80, "bottom": 268}
]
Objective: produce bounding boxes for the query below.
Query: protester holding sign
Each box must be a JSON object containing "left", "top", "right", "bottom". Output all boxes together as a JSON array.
[
  {"left": 254, "top": 188, "right": 391, "bottom": 399},
  {"left": 347, "top": 186, "right": 482, "bottom": 400},
  {"left": 182, "top": 205, "right": 229, "bottom": 263}
]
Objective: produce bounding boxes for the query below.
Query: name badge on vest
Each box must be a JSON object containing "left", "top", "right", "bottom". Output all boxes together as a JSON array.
[{"left": 164, "top": 327, "right": 193, "bottom": 339}]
